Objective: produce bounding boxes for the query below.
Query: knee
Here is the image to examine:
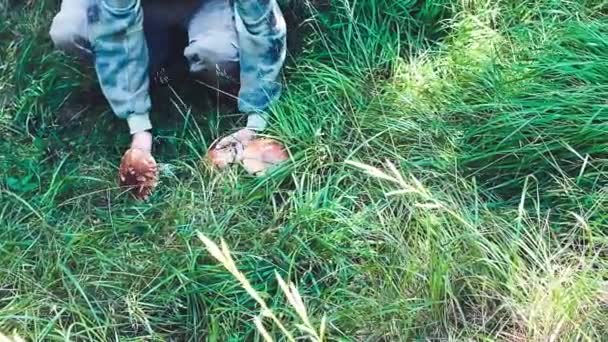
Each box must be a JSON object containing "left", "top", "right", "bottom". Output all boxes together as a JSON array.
[
  {"left": 184, "top": 35, "right": 239, "bottom": 74},
  {"left": 50, "top": 13, "right": 74, "bottom": 49},
  {"left": 50, "top": 12, "right": 85, "bottom": 53}
]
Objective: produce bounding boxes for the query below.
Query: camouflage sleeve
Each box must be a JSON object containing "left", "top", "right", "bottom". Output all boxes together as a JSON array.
[
  {"left": 88, "top": 0, "right": 152, "bottom": 134},
  {"left": 234, "top": 0, "right": 287, "bottom": 131}
]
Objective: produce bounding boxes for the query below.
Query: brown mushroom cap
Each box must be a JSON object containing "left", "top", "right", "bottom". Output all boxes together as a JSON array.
[
  {"left": 240, "top": 138, "right": 289, "bottom": 175},
  {"left": 119, "top": 148, "right": 159, "bottom": 200},
  {"left": 207, "top": 145, "right": 236, "bottom": 169}
]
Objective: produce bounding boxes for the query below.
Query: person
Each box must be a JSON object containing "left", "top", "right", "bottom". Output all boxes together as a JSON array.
[{"left": 49, "top": 0, "right": 288, "bottom": 199}]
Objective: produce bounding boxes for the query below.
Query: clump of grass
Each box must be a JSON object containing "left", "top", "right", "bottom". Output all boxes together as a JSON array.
[
  {"left": 1, "top": 0, "right": 607, "bottom": 340},
  {"left": 457, "top": 15, "right": 608, "bottom": 199},
  {"left": 345, "top": 159, "right": 608, "bottom": 340},
  {"left": 197, "top": 232, "right": 326, "bottom": 341}
]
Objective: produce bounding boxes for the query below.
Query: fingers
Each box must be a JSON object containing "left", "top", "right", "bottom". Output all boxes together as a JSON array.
[
  {"left": 215, "top": 129, "right": 256, "bottom": 149},
  {"left": 215, "top": 135, "right": 239, "bottom": 149}
]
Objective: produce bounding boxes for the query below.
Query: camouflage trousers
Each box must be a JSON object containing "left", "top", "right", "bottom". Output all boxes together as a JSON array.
[{"left": 50, "top": 0, "right": 286, "bottom": 133}]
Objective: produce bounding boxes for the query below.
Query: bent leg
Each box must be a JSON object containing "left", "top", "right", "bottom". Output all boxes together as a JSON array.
[{"left": 50, "top": 0, "right": 93, "bottom": 59}]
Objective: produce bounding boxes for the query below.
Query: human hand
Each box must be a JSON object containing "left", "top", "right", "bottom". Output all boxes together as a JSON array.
[
  {"left": 207, "top": 128, "right": 256, "bottom": 169},
  {"left": 131, "top": 130, "right": 153, "bottom": 151},
  {"left": 215, "top": 128, "right": 256, "bottom": 150},
  {"left": 118, "top": 131, "right": 158, "bottom": 200},
  {"left": 207, "top": 128, "right": 288, "bottom": 175}
]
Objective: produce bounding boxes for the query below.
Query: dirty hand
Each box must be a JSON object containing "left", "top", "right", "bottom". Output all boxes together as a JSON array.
[
  {"left": 215, "top": 128, "right": 256, "bottom": 150},
  {"left": 118, "top": 131, "right": 158, "bottom": 200},
  {"left": 208, "top": 128, "right": 289, "bottom": 175},
  {"left": 207, "top": 128, "right": 256, "bottom": 169}
]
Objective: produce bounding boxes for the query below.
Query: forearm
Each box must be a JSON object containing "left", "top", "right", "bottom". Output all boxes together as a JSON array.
[
  {"left": 89, "top": 0, "right": 152, "bottom": 134},
  {"left": 234, "top": 0, "right": 287, "bottom": 131}
]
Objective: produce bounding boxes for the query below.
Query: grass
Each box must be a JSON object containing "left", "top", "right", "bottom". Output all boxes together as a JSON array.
[{"left": 1, "top": 0, "right": 608, "bottom": 340}]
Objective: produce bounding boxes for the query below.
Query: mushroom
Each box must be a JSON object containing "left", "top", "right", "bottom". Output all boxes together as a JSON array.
[
  {"left": 119, "top": 148, "right": 159, "bottom": 200},
  {"left": 207, "top": 144, "right": 237, "bottom": 169},
  {"left": 239, "top": 138, "right": 289, "bottom": 175},
  {"left": 207, "top": 132, "right": 289, "bottom": 175}
]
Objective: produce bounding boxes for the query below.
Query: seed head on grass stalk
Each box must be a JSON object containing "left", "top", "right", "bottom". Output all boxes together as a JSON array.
[
  {"left": 197, "top": 232, "right": 326, "bottom": 342},
  {"left": 346, "top": 159, "right": 476, "bottom": 228}
]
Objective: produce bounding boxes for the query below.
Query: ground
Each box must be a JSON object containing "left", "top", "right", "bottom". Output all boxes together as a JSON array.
[{"left": 1, "top": 0, "right": 608, "bottom": 341}]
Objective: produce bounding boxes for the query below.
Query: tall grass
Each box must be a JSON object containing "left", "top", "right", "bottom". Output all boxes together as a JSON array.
[{"left": 1, "top": 0, "right": 607, "bottom": 340}]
